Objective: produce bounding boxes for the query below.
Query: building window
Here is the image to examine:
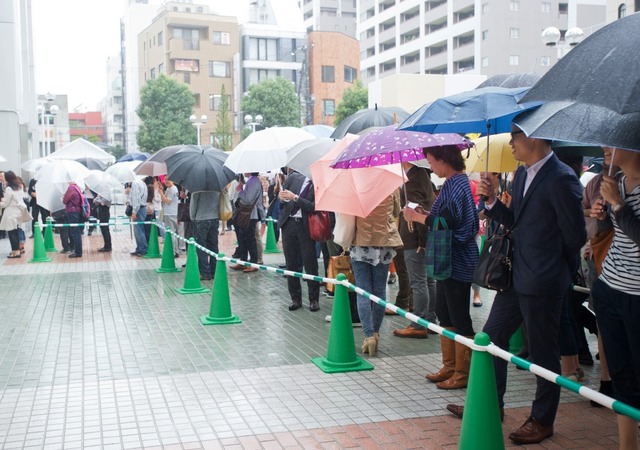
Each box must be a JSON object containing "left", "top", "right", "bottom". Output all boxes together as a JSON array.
[
  {"left": 509, "top": 0, "right": 519, "bottom": 12},
  {"left": 209, "top": 94, "right": 222, "bottom": 111},
  {"left": 322, "top": 65, "right": 335, "bottom": 82},
  {"left": 184, "top": 72, "right": 190, "bottom": 84},
  {"left": 344, "top": 66, "right": 357, "bottom": 83},
  {"left": 158, "top": 63, "right": 164, "bottom": 74},
  {"left": 481, "top": 3, "right": 489, "bottom": 14},
  {"left": 559, "top": 2, "right": 568, "bottom": 14},
  {"left": 212, "top": 31, "right": 231, "bottom": 45},
  {"left": 249, "top": 38, "right": 278, "bottom": 61},
  {"left": 209, "top": 61, "right": 230, "bottom": 78},
  {"left": 482, "top": 30, "right": 489, "bottom": 40},
  {"left": 618, "top": 3, "right": 627, "bottom": 17},
  {"left": 150, "top": 68, "right": 156, "bottom": 79},
  {"left": 541, "top": 2, "right": 551, "bottom": 13},
  {"left": 510, "top": 28, "right": 519, "bottom": 38},
  {"left": 174, "top": 28, "right": 199, "bottom": 50},
  {"left": 481, "top": 57, "right": 489, "bottom": 67},
  {"left": 322, "top": 99, "right": 335, "bottom": 116},
  {"left": 509, "top": 55, "right": 520, "bottom": 66},
  {"left": 194, "top": 94, "right": 200, "bottom": 108},
  {"left": 158, "top": 31, "right": 163, "bottom": 45},
  {"left": 540, "top": 56, "right": 551, "bottom": 66}
]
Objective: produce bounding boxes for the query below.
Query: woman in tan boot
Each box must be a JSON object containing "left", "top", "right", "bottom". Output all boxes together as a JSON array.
[{"left": 403, "top": 146, "right": 479, "bottom": 390}]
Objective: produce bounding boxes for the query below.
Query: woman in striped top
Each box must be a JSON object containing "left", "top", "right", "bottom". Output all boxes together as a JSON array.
[
  {"left": 591, "top": 147, "right": 640, "bottom": 450},
  {"left": 403, "top": 146, "right": 479, "bottom": 390}
]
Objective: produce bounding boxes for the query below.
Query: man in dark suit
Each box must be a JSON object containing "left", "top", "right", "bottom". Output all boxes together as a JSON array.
[
  {"left": 447, "top": 125, "right": 586, "bottom": 445},
  {"left": 278, "top": 170, "right": 320, "bottom": 312}
]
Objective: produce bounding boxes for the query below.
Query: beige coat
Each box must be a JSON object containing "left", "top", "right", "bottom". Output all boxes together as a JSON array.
[
  {"left": 352, "top": 190, "right": 403, "bottom": 248},
  {"left": 0, "top": 187, "right": 29, "bottom": 231}
]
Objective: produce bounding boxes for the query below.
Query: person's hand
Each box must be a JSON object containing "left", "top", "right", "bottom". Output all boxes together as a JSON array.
[
  {"left": 600, "top": 175, "right": 622, "bottom": 207},
  {"left": 590, "top": 198, "right": 607, "bottom": 221},
  {"left": 131, "top": 213, "right": 137, "bottom": 220},
  {"left": 402, "top": 206, "right": 427, "bottom": 224},
  {"left": 279, "top": 189, "right": 296, "bottom": 202},
  {"left": 478, "top": 173, "right": 498, "bottom": 204}
]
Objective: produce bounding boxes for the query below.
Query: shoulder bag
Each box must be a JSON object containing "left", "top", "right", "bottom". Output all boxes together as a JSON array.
[
  {"left": 326, "top": 252, "right": 356, "bottom": 293},
  {"left": 425, "top": 217, "right": 452, "bottom": 281}
]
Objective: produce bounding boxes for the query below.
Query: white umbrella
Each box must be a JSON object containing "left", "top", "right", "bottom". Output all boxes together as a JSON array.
[
  {"left": 84, "top": 170, "right": 124, "bottom": 201},
  {"left": 48, "top": 138, "right": 115, "bottom": 164},
  {"left": 285, "top": 138, "right": 337, "bottom": 178},
  {"left": 224, "top": 127, "right": 315, "bottom": 173},
  {"left": 105, "top": 161, "right": 142, "bottom": 183},
  {"left": 22, "top": 157, "right": 51, "bottom": 173},
  {"left": 34, "top": 160, "right": 90, "bottom": 213}
]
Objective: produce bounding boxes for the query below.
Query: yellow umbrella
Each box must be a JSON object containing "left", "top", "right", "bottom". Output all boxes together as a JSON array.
[{"left": 468, "top": 133, "right": 518, "bottom": 173}]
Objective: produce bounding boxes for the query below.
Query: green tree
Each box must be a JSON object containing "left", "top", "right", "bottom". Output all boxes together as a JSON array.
[
  {"left": 214, "top": 84, "right": 233, "bottom": 151},
  {"left": 136, "top": 75, "right": 196, "bottom": 152},
  {"left": 334, "top": 80, "right": 368, "bottom": 126},
  {"left": 241, "top": 77, "right": 300, "bottom": 129},
  {"left": 107, "top": 145, "right": 126, "bottom": 161}
]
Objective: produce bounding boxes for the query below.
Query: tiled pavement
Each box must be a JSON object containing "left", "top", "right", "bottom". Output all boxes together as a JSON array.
[{"left": 0, "top": 222, "right": 623, "bottom": 449}]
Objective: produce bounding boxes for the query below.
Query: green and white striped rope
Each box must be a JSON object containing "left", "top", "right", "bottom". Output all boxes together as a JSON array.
[{"left": 37, "top": 220, "right": 157, "bottom": 228}]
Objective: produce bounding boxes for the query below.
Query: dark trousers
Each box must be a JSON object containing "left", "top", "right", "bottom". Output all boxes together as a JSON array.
[
  {"left": 31, "top": 204, "right": 50, "bottom": 236},
  {"left": 8, "top": 229, "right": 20, "bottom": 251},
  {"left": 435, "top": 278, "right": 474, "bottom": 336},
  {"left": 98, "top": 207, "right": 111, "bottom": 249},
  {"left": 194, "top": 219, "right": 219, "bottom": 279},
  {"left": 67, "top": 212, "right": 82, "bottom": 256},
  {"left": 236, "top": 219, "right": 258, "bottom": 263},
  {"left": 483, "top": 290, "right": 563, "bottom": 426},
  {"left": 282, "top": 218, "right": 320, "bottom": 304},
  {"left": 59, "top": 216, "right": 73, "bottom": 252}
]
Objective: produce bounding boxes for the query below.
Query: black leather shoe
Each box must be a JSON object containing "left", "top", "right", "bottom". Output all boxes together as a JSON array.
[
  {"left": 446, "top": 404, "right": 504, "bottom": 422},
  {"left": 98, "top": 248, "right": 112, "bottom": 253},
  {"left": 288, "top": 302, "right": 302, "bottom": 311},
  {"left": 69, "top": 254, "right": 82, "bottom": 258},
  {"left": 309, "top": 300, "right": 320, "bottom": 312}
]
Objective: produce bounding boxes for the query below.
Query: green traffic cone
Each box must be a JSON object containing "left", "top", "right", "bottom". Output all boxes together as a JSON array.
[
  {"left": 143, "top": 220, "right": 162, "bottom": 258},
  {"left": 263, "top": 218, "right": 280, "bottom": 254},
  {"left": 29, "top": 222, "right": 52, "bottom": 263},
  {"left": 201, "top": 253, "right": 241, "bottom": 325},
  {"left": 44, "top": 217, "right": 58, "bottom": 252},
  {"left": 459, "top": 332, "right": 505, "bottom": 450},
  {"left": 156, "top": 229, "right": 180, "bottom": 273},
  {"left": 177, "top": 238, "right": 210, "bottom": 294},
  {"left": 508, "top": 327, "right": 523, "bottom": 354},
  {"left": 312, "top": 274, "right": 374, "bottom": 373}
]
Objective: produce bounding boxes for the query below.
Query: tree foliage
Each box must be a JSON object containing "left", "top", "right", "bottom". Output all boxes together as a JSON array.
[
  {"left": 136, "top": 75, "right": 196, "bottom": 152},
  {"left": 214, "top": 84, "right": 233, "bottom": 151},
  {"left": 241, "top": 77, "right": 300, "bottom": 129},
  {"left": 335, "top": 80, "right": 368, "bottom": 126},
  {"left": 107, "top": 145, "right": 126, "bottom": 161}
]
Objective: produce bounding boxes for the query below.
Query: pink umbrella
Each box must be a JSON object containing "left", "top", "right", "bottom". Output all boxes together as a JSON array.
[{"left": 310, "top": 134, "right": 405, "bottom": 218}]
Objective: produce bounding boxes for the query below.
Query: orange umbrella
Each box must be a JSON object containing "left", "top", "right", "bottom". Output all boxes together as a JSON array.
[{"left": 310, "top": 134, "right": 405, "bottom": 218}]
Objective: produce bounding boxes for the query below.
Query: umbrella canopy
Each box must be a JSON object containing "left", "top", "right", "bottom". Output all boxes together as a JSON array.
[
  {"left": 22, "top": 157, "right": 51, "bottom": 173},
  {"left": 133, "top": 144, "right": 188, "bottom": 176},
  {"left": 330, "top": 125, "right": 472, "bottom": 169},
  {"left": 513, "top": 101, "right": 640, "bottom": 152},
  {"left": 47, "top": 138, "right": 115, "bottom": 164},
  {"left": 34, "top": 160, "right": 90, "bottom": 213},
  {"left": 117, "top": 152, "right": 150, "bottom": 163},
  {"left": 73, "top": 156, "right": 107, "bottom": 171},
  {"left": 301, "top": 124, "right": 335, "bottom": 138},
  {"left": 551, "top": 141, "right": 603, "bottom": 157},
  {"left": 467, "top": 133, "right": 518, "bottom": 173},
  {"left": 225, "top": 127, "right": 315, "bottom": 173},
  {"left": 520, "top": 13, "right": 640, "bottom": 115},
  {"left": 84, "top": 170, "right": 123, "bottom": 202},
  {"left": 285, "top": 138, "right": 337, "bottom": 178},
  {"left": 398, "top": 86, "right": 542, "bottom": 135},
  {"left": 330, "top": 105, "right": 409, "bottom": 139},
  {"left": 105, "top": 161, "right": 142, "bottom": 183},
  {"left": 476, "top": 73, "right": 541, "bottom": 89},
  {"left": 166, "top": 146, "right": 235, "bottom": 192},
  {"left": 310, "top": 134, "right": 405, "bottom": 218}
]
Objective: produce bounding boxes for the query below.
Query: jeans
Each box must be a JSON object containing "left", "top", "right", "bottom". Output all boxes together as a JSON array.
[
  {"left": 352, "top": 260, "right": 390, "bottom": 338},
  {"left": 403, "top": 248, "right": 437, "bottom": 328},
  {"left": 134, "top": 206, "right": 148, "bottom": 254},
  {"left": 194, "top": 219, "right": 219, "bottom": 279},
  {"left": 67, "top": 212, "right": 82, "bottom": 256}
]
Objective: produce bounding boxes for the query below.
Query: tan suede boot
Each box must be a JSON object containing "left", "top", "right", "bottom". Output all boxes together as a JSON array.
[
  {"left": 436, "top": 339, "right": 472, "bottom": 390},
  {"left": 426, "top": 328, "right": 456, "bottom": 383}
]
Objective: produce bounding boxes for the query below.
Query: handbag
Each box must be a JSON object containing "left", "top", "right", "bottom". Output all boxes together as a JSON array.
[
  {"left": 17, "top": 205, "right": 33, "bottom": 223},
  {"left": 125, "top": 204, "right": 133, "bottom": 217},
  {"left": 425, "top": 217, "right": 452, "bottom": 281},
  {"left": 590, "top": 226, "right": 615, "bottom": 275},
  {"left": 333, "top": 213, "right": 356, "bottom": 248},
  {"left": 219, "top": 190, "right": 233, "bottom": 222},
  {"left": 232, "top": 200, "right": 255, "bottom": 229},
  {"left": 178, "top": 202, "right": 190, "bottom": 222},
  {"left": 308, "top": 210, "right": 332, "bottom": 242},
  {"left": 326, "top": 253, "right": 356, "bottom": 293},
  {"left": 473, "top": 230, "right": 513, "bottom": 291}
]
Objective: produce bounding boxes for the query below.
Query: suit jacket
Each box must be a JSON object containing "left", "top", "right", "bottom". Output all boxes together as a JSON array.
[
  {"left": 278, "top": 172, "right": 316, "bottom": 231},
  {"left": 486, "top": 153, "right": 586, "bottom": 296}
]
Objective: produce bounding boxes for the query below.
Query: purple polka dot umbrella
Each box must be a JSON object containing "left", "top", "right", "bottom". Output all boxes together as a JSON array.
[{"left": 330, "top": 125, "right": 473, "bottom": 169}]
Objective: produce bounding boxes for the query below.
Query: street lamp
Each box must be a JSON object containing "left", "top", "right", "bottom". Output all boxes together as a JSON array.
[
  {"left": 190, "top": 114, "right": 207, "bottom": 146},
  {"left": 37, "top": 94, "right": 59, "bottom": 157},
  {"left": 244, "top": 114, "right": 263, "bottom": 133},
  {"left": 541, "top": 26, "right": 584, "bottom": 59}
]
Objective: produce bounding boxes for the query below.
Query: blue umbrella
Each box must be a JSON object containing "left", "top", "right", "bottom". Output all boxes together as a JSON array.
[
  {"left": 117, "top": 152, "right": 150, "bottom": 163},
  {"left": 398, "top": 86, "right": 542, "bottom": 135}
]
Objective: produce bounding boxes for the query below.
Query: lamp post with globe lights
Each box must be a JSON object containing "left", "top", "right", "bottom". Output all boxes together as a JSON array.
[
  {"left": 244, "top": 114, "right": 263, "bottom": 134},
  {"left": 541, "top": 26, "right": 584, "bottom": 61},
  {"left": 190, "top": 114, "right": 207, "bottom": 146},
  {"left": 37, "top": 92, "right": 59, "bottom": 157}
]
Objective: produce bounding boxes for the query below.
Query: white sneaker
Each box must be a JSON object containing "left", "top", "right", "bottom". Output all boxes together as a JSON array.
[{"left": 325, "top": 315, "right": 332, "bottom": 322}]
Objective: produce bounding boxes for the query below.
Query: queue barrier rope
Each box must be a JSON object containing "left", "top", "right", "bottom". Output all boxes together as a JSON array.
[{"left": 35, "top": 220, "right": 640, "bottom": 423}]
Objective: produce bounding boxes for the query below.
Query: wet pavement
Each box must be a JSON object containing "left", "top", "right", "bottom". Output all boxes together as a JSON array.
[{"left": 0, "top": 222, "right": 622, "bottom": 449}]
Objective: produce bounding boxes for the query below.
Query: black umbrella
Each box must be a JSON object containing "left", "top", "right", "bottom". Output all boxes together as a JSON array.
[
  {"left": 513, "top": 101, "right": 640, "bottom": 152},
  {"left": 330, "top": 105, "right": 409, "bottom": 138},
  {"left": 551, "top": 140, "right": 602, "bottom": 157},
  {"left": 477, "top": 73, "right": 541, "bottom": 89},
  {"left": 166, "top": 145, "right": 236, "bottom": 192},
  {"left": 74, "top": 157, "right": 107, "bottom": 171},
  {"left": 520, "top": 13, "right": 640, "bottom": 114}
]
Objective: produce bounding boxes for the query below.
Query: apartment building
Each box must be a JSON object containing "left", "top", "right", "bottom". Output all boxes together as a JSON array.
[
  {"left": 98, "top": 55, "right": 125, "bottom": 149},
  {"left": 606, "top": 0, "right": 639, "bottom": 21},
  {"left": 298, "top": 0, "right": 358, "bottom": 37},
  {"left": 359, "top": 0, "right": 606, "bottom": 86},
  {"left": 138, "top": 1, "right": 239, "bottom": 145}
]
